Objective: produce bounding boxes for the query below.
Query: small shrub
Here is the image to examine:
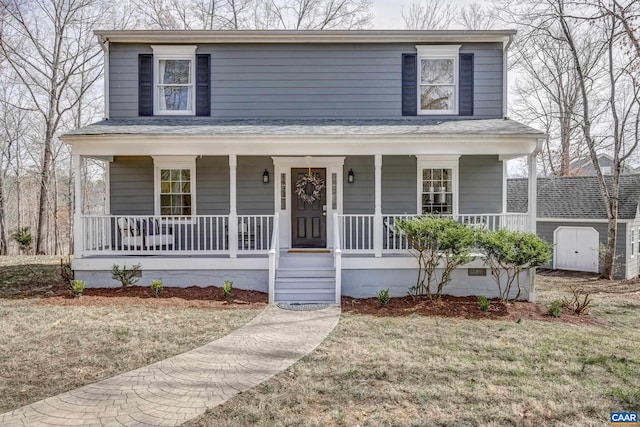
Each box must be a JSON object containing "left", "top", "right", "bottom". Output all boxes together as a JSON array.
[
  {"left": 376, "top": 288, "right": 390, "bottom": 307},
  {"left": 395, "top": 216, "right": 477, "bottom": 301},
  {"left": 563, "top": 287, "right": 593, "bottom": 315},
  {"left": 221, "top": 280, "right": 233, "bottom": 300},
  {"left": 69, "top": 279, "right": 86, "bottom": 297},
  {"left": 111, "top": 263, "right": 141, "bottom": 289},
  {"left": 548, "top": 299, "right": 563, "bottom": 317},
  {"left": 60, "top": 256, "right": 74, "bottom": 285},
  {"left": 150, "top": 279, "right": 163, "bottom": 298},
  {"left": 477, "top": 295, "right": 490, "bottom": 312},
  {"left": 477, "top": 229, "right": 552, "bottom": 302},
  {"left": 11, "top": 227, "right": 32, "bottom": 254}
]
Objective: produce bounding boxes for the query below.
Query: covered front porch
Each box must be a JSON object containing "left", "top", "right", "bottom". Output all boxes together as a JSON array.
[{"left": 64, "top": 118, "right": 544, "bottom": 303}]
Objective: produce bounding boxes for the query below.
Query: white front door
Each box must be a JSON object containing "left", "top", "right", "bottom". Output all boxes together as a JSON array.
[{"left": 554, "top": 227, "right": 599, "bottom": 273}]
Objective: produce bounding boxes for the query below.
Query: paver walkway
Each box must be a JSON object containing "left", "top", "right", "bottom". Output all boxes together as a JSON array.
[{"left": 1, "top": 305, "right": 340, "bottom": 426}]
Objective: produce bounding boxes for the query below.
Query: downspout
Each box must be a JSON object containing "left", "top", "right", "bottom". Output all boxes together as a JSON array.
[
  {"left": 502, "top": 35, "right": 514, "bottom": 119},
  {"left": 98, "top": 35, "right": 110, "bottom": 120}
]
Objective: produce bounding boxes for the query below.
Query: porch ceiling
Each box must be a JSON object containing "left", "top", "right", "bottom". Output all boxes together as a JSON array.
[{"left": 62, "top": 118, "right": 545, "bottom": 157}]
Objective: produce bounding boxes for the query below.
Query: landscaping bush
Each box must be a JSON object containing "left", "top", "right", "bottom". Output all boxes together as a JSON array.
[
  {"left": 477, "top": 295, "right": 490, "bottom": 312},
  {"left": 376, "top": 289, "right": 390, "bottom": 307},
  {"left": 563, "top": 287, "right": 593, "bottom": 315},
  {"left": 60, "top": 257, "right": 73, "bottom": 285},
  {"left": 150, "top": 279, "right": 163, "bottom": 298},
  {"left": 69, "top": 279, "right": 86, "bottom": 297},
  {"left": 395, "top": 216, "right": 476, "bottom": 301},
  {"left": 221, "top": 280, "right": 233, "bottom": 300},
  {"left": 477, "top": 229, "right": 551, "bottom": 302},
  {"left": 111, "top": 263, "right": 141, "bottom": 289},
  {"left": 548, "top": 299, "right": 563, "bottom": 317}
]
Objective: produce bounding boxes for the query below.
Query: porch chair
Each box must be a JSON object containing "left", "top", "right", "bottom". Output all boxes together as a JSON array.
[
  {"left": 116, "top": 217, "right": 144, "bottom": 249},
  {"left": 140, "top": 218, "right": 174, "bottom": 250},
  {"left": 383, "top": 217, "right": 406, "bottom": 250}
]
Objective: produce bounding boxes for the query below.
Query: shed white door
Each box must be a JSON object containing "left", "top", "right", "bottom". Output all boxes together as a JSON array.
[{"left": 554, "top": 227, "right": 599, "bottom": 273}]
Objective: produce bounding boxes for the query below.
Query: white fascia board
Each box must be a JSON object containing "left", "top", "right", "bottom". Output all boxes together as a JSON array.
[
  {"left": 64, "top": 134, "right": 540, "bottom": 157},
  {"left": 95, "top": 30, "right": 516, "bottom": 44}
]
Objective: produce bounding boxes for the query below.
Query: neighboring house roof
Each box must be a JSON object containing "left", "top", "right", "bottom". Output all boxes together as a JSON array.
[
  {"left": 508, "top": 175, "right": 640, "bottom": 220},
  {"left": 64, "top": 118, "right": 544, "bottom": 138},
  {"left": 569, "top": 153, "right": 636, "bottom": 174},
  {"left": 94, "top": 29, "right": 517, "bottom": 44}
]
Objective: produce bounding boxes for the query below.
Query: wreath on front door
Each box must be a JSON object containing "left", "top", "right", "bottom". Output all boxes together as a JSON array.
[{"left": 295, "top": 174, "right": 325, "bottom": 204}]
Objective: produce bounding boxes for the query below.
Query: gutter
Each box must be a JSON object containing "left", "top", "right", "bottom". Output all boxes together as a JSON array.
[
  {"left": 502, "top": 34, "right": 514, "bottom": 119},
  {"left": 98, "top": 35, "right": 110, "bottom": 120}
]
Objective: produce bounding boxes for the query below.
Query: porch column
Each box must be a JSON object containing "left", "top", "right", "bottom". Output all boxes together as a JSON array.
[
  {"left": 527, "top": 153, "right": 537, "bottom": 234},
  {"left": 374, "top": 154, "right": 383, "bottom": 258},
  {"left": 72, "top": 154, "right": 83, "bottom": 257},
  {"left": 229, "top": 155, "right": 238, "bottom": 258},
  {"left": 527, "top": 152, "right": 538, "bottom": 302}
]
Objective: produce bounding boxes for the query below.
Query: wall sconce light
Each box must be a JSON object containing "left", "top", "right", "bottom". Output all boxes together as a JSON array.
[
  {"left": 263, "top": 169, "right": 270, "bottom": 184},
  {"left": 348, "top": 169, "right": 355, "bottom": 184}
]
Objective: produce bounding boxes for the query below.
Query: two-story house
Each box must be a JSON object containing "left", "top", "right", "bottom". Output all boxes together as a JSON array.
[{"left": 63, "top": 30, "right": 545, "bottom": 303}]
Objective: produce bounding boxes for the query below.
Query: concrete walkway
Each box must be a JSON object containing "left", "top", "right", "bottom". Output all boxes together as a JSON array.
[{"left": 0, "top": 305, "right": 340, "bottom": 426}]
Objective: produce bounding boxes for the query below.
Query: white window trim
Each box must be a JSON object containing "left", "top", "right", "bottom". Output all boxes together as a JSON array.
[
  {"left": 416, "top": 45, "right": 461, "bottom": 116},
  {"left": 631, "top": 227, "right": 636, "bottom": 258},
  {"left": 416, "top": 155, "right": 460, "bottom": 216},
  {"left": 153, "top": 155, "right": 197, "bottom": 217},
  {"left": 151, "top": 45, "right": 197, "bottom": 116}
]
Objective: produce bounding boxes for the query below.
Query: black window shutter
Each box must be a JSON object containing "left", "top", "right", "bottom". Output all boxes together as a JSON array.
[
  {"left": 196, "top": 54, "right": 211, "bottom": 117},
  {"left": 402, "top": 53, "right": 417, "bottom": 116},
  {"left": 138, "top": 54, "right": 154, "bottom": 116},
  {"left": 459, "top": 53, "right": 474, "bottom": 116}
]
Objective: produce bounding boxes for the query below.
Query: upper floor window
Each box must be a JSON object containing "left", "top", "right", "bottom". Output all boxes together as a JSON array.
[
  {"left": 151, "top": 45, "right": 197, "bottom": 115},
  {"left": 416, "top": 45, "right": 461, "bottom": 115}
]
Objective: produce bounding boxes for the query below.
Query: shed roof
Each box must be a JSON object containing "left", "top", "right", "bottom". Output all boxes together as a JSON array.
[{"left": 507, "top": 175, "right": 640, "bottom": 220}]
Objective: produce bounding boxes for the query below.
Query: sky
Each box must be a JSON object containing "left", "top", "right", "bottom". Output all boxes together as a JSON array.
[{"left": 370, "top": 0, "right": 482, "bottom": 29}]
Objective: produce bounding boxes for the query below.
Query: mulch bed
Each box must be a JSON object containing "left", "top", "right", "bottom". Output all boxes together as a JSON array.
[
  {"left": 341, "top": 295, "right": 595, "bottom": 324},
  {"left": 37, "top": 285, "right": 268, "bottom": 309}
]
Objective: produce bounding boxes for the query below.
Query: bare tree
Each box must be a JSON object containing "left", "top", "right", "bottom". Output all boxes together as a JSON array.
[
  {"left": 0, "top": 0, "right": 105, "bottom": 254},
  {"left": 457, "top": 2, "right": 498, "bottom": 30},
  {"left": 132, "top": 0, "right": 372, "bottom": 30},
  {"left": 402, "top": 0, "right": 457, "bottom": 30}
]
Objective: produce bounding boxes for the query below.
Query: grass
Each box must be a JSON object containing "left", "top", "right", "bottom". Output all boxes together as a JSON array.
[
  {"left": 186, "top": 273, "right": 640, "bottom": 427},
  {"left": 0, "top": 256, "right": 260, "bottom": 413}
]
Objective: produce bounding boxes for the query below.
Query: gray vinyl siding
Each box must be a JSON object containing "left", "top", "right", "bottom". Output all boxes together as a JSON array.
[
  {"left": 344, "top": 156, "right": 374, "bottom": 214},
  {"left": 109, "top": 44, "right": 152, "bottom": 119},
  {"left": 108, "top": 42, "right": 503, "bottom": 119},
  {"left": 196, "top": 156, "right": 229, "bottom": 215},
  {"left": 537, "top": 221, "right": 627, "bottom": 279},
  {"left": 459, "top": 155, "right": 503, "bottom": 214},
  {"left": 237, "top": 156, "right": 274, "bottom": 215},
  {"left": 110, "top": 156, "right": 154, "bottom": 215},
  {"left": 382, "top": 155, "right": 417, "bottom": 214}
]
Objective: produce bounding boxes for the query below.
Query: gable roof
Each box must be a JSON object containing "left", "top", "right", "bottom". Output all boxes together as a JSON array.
[
  {"left": 507, "top": 175, "right": 640, "bottom": 220},
  {"left": 64, "top": 118, "right": 544, "bottom": 138}
]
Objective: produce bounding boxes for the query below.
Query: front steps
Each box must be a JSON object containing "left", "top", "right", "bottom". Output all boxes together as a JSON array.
[{"left": 275, "top": 252, "right": 336, "bottom": 303}]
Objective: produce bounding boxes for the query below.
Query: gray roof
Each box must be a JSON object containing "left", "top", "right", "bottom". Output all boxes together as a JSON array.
[
  {"left": 508, "top": 175, "right": 640, "bottom": 220},
  {"left": 64, "top": 118, "right": 544, "bottom": 137}
]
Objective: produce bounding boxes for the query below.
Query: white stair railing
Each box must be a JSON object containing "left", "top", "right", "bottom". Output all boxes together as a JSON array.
[
  {"left": 268, "top": 213, "right": 280, "bottom": 304},
  {"left": 333, "top": 212, "right": 342, "bottom": 304}
]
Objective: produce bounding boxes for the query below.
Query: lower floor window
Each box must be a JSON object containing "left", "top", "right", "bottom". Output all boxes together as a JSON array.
[
  {"left": 421, "top": 168, "right": 453, "bottom": 214},
  {"left": 160, "top": 169, "right": 192, "bottom": 215}
]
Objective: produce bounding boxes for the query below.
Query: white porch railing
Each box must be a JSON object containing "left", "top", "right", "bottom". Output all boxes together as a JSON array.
[
  {"left": 80, "top": 214, "right": 274, "bottom": 256},
  {"left": 337, "top": 213, "right": 530, "bottom": 253}
]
